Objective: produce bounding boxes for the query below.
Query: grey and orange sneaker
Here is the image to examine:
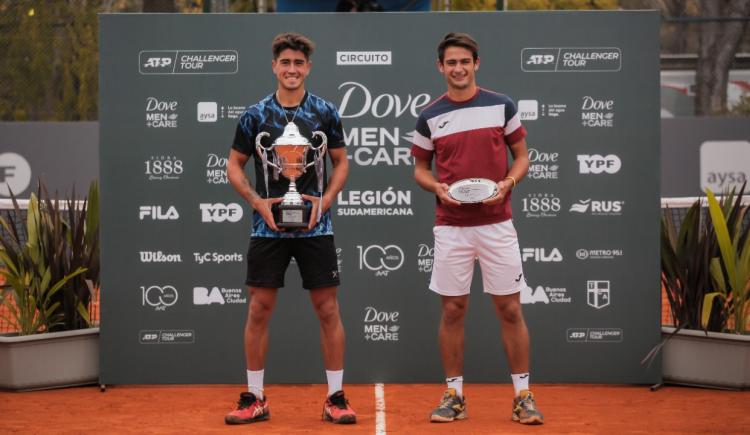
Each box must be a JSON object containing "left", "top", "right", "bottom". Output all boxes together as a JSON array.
[
  {"left": 323, "top": 390, "right": 357, "bottom": 424},
  {"left": 224, "top": 392, "right": 270, "bottom": 424},
  {"left": 512, "top": 390, "right": 544, "bottom": 425},
  {"left": 429, "top": 388, "right": 467, "bottom": 423}
]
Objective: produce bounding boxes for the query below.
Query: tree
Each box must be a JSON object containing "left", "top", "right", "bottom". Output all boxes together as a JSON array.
[{"left": 695, "top": 0, "right": 750, "bottom": 115}]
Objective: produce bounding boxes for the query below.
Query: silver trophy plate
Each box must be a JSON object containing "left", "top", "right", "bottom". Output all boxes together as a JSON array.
[{"left": 447, "top": 178, "right": 498, "bottom": 203}]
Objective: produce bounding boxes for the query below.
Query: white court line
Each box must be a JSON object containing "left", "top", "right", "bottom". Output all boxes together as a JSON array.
[{"left": 375, "top": 383, "right": 386, "bottom": 435}]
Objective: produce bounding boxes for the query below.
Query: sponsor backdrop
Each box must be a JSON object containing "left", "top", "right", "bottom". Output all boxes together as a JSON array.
[{"left": 99, "top": 11, "right": 661, "bottom": 384}]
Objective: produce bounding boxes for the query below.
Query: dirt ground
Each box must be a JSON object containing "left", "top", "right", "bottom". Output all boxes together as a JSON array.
[{"left": 1, "top": 383, "right": 748, "bottom": 434}]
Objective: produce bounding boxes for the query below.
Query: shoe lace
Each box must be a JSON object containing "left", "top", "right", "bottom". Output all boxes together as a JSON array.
[
  {"left": 237, "top": 395, "right": 256, "bottom": 410},
  {"left": 439, "top": 394, "right": 456, "bottom": 409},
  {"left": 329, "top": 393, "right": 349, "bottom": 410},
  {"left": 520, "top": 394, "right": 537, "bottom": 412}
]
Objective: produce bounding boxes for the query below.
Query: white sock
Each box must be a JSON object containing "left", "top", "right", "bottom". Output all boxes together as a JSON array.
[
  {"left": 247, "top": 369, "right": 264, "bottom": 399},
  {"left": 326, "top": 369, "right": 343, "bottom": 397},
  {"left": 446, "top": 375, "right": 464, "bottom": 398},
  {"left": 511, "top": 373, "right": 530, "bottom": 396}
]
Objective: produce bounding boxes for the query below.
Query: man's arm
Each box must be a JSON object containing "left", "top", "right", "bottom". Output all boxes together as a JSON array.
[
  {"left": 483, "top": 138, "right": 529, "bottom": 205},
  {"left": 302, "top": 147, "right": 349, "bottom": 229},
  {"left": 413, "top": 156, "right": 461, "bottom": 206},
  {"left": 227, "top": 148, "right": 282, "bottom": 231}
]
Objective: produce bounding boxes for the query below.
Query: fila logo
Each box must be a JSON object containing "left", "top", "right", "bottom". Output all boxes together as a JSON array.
[
  {"left": 522, "top": 248, "right": 563, "bottom": 262},
  {"left": 578, "top": 154, "right": 621, "bottom": 174},
  {"left": 139, "top": 205, "right": 179, "bottom": 220}
]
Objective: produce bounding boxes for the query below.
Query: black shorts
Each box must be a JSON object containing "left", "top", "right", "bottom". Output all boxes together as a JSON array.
[{"left": 246, "top": 235, "right": 340, "bottom": 290}]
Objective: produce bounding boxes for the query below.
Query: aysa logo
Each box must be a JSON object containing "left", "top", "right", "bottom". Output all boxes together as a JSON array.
[
  {"left": 517, "top": 100, "right": 538, "bottom": 120},
  {"left": 139, "top": 205, "right": 179, "bottom": 220},
  {"left": 578, "top": 154, "right": 621, "bottom": 174},
  {"left": 337, "top": 51, "right": 392, "bottom": 65},
  {"left": 357, "top": 244, "right": 404, "bottom": 277},
  {"left": 363, "top": 306, "right": 400, "bottom": 342},
  {"left": 145, "top": 97, "right": 178, "bottom": 128},
  {"left": 145, "top": 155, "right": 183, "bottom": 181},
  {"left": 417, "top": 243, "right": 434, "bottom": 273},
  {"left": 0, "top": 152, "right": 32, "bottom": 197},
  {"left": 521, "top": 285, "right": 571, "bottom": 304},
  {"left": 569, "top": 199, "right": 624, "bottom": 216},
  {"left": 193, "top": 252, "right": 243, "bottom": 265},
  {"left": 193, "top": 286, "right": 246, "bottom": 305},
  {"left": 141, "top": 285, "right": 178, "bottom": 311},
  {"left": 337, "top": 188, "right": 412, "bottom": 216},
  {"left": 139, "top": 251, "right": 182, "bottom": 263},
  {"left": 197, "top": 102, "right": 217, "bottom": 123},
  {"left": 587, "top": 280, "right": 611, "bottom": 309},
  {"left": 199, "top": 203, "right": 243, "bottom": 223},
  {"left": 522, "top": 248, "right": 563, "bottom": 263},
  {"left": 527, "top": 148, "right": 559, "bottom": 180},
  {"left": 581, "top": 96, "right": 615, "bottom": 128},
  {"left": 206, "top": 153, "right": 228, "bottom": 184},
  {"left": 700, "top": 141, "right": 750, "bottom": 192},
  {"left": 521, "top": 193, "right": 561, "bottom": 218}
]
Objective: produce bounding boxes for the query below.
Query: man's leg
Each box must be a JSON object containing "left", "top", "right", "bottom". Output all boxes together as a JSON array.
[
  {"left": 309, "top": 285, "right": 356, "bottom": 424},
  {"left": 491, "top": 293, "right": 543, "bottom": 425},
  {"left": 225, "top": 286, "right": 277, "bottom": 425},
  {"left": 439, "top": 295, "right": 469, "bottom": 379},
  {"left": 490, "top": 293, "right": 529, "bottom": 375}
]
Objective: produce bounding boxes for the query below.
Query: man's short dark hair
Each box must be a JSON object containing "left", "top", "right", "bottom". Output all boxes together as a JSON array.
[
  {"left": 437, "top": 32, "right": 479, "bottom": 63},
  {"left": 272, "top": 32, "right": 315, "bottom": 60}
]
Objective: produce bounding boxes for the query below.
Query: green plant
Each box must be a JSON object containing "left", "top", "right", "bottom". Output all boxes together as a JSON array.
[
  {"left": 704, "top": 185, "right": 750, "bottom": 334},
  {"left": 0, "top": 181, "right": 99, "bottom": 335}
]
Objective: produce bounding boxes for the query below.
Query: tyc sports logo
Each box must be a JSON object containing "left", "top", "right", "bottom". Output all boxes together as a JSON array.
[
  {"left": 139, "top": 205, "right": 179, "bottom": 220},
  {"left": 522, "top": 47, "right": 622, "bottom": 72},
  {"left": 363, "top": 306, "right": 400, "bottom": 342},
  {"left": 578, "top": 154, "right": 621, "bottom": 174},
  {"left": 522, "top": 248, "right": 563, "bottom": 263},
  {"left": 141, "top": 285, "right": 178, "bottom": 311},
  {"left": 199, "top": 203, "right": 243, "bottom": 223},
  {"left": 357, "top": 244, "right": 404, "bottom": 277},
  {"left": 587, "top": 280, "right": 611, "bottom": 309}
]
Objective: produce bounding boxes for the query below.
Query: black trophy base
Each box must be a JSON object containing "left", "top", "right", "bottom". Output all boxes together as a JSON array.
[{"left": 273, "top": 202, "right": 311, "bottom": 229}]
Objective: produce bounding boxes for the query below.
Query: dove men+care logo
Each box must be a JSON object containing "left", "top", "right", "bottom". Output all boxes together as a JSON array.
[
  {"left": 145, "top": 97, "right": 178, "bottom": 128},
  {"left": 363, "top": 306, "right": 400, "bottom": 342}
]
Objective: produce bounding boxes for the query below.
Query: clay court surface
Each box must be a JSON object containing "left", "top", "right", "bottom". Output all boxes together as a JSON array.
[{"left": 1, "top": 384, "right": 749, "bottom": 434}]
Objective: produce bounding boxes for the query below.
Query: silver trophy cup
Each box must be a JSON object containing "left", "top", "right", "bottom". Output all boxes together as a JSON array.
[{"left": 255, "top": 122, "right": 327, "bottom": 228}]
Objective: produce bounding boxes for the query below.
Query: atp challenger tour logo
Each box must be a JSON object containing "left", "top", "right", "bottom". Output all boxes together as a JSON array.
[
  {"left": 139, "top": 330, "right": 195, "bottom": 344},
  {"left": 139, "top": 50, "right": 238, "bottom": 74},
  {"left": 357, "top": 244, "right": 404, "bottom": 277},
  {"left": 337, "top": 188, "right": 412, "bottom": 216},
  {"left": 522, "top": 47, "right": 622, "bottom": 72},
  {"left": 363, "top": 306, "right": 400, "bottom": 342}
]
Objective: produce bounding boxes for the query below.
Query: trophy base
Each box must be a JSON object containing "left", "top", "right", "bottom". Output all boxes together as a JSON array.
[{"left": 273, "top": 202, "right": 311, "bottom": 229}]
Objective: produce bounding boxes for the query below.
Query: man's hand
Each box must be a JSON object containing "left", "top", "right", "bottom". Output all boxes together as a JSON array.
[
  {"left": 435, "top": 182, "right": 462, "bottom": 207},
  {"left": 301, "top": 194, "right": 330, "bottom": 230},
  {"left": 482, "top": 179, "right": 513, "bottom": 205},
  {"left": 252, "top": 197, "right": 284, "bottom": 232}
]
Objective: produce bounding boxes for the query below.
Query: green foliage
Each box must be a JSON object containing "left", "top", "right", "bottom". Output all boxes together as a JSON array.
[
  {"left": 0, "top": 181, "right": 100, "bottom": 335},
  {"left": 508, "top": 0, "right": 619, "bottom": 10},
  {"left": 0, "top": 1, "right": 99, "bottom": 121},
  {"left": 729, "top": 92, "right": 750, "bottom": 116}
]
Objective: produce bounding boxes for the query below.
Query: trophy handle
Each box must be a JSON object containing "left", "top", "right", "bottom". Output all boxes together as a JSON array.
[
  {"left": 255, "top": 132, "right": 281, "bottom": 170},
  {"left": 305, "top": 131, "right": 328, "bottom": 169}
]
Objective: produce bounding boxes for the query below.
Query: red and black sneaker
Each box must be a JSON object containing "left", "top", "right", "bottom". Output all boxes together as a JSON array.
[
  {"left": 224, "top": 392, "right": 270, "bottom": 425},
  {"left": 323, "top": 390, "right": 357, "bottom": 424}
]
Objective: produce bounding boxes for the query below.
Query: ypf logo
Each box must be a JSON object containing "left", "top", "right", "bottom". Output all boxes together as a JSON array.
[
  {"left": 199, "top": 203, "right": 243, "bottom": 223},
  {"left": 0, "top": 152, "right": 32, "bottom": 197},
  {"left": 141, "top": 285, "right": 178, "bottom": 311},
  {"left": 357, "top": 244, "right": 404, "bottom": 277},
  {"left": 577, "top": 154, "right": 621, "bottom": 174}
]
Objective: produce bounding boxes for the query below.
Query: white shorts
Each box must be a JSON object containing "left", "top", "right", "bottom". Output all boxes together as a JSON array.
[{"left": 429, "top": 220, "right": 527, "bottom": 296}]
